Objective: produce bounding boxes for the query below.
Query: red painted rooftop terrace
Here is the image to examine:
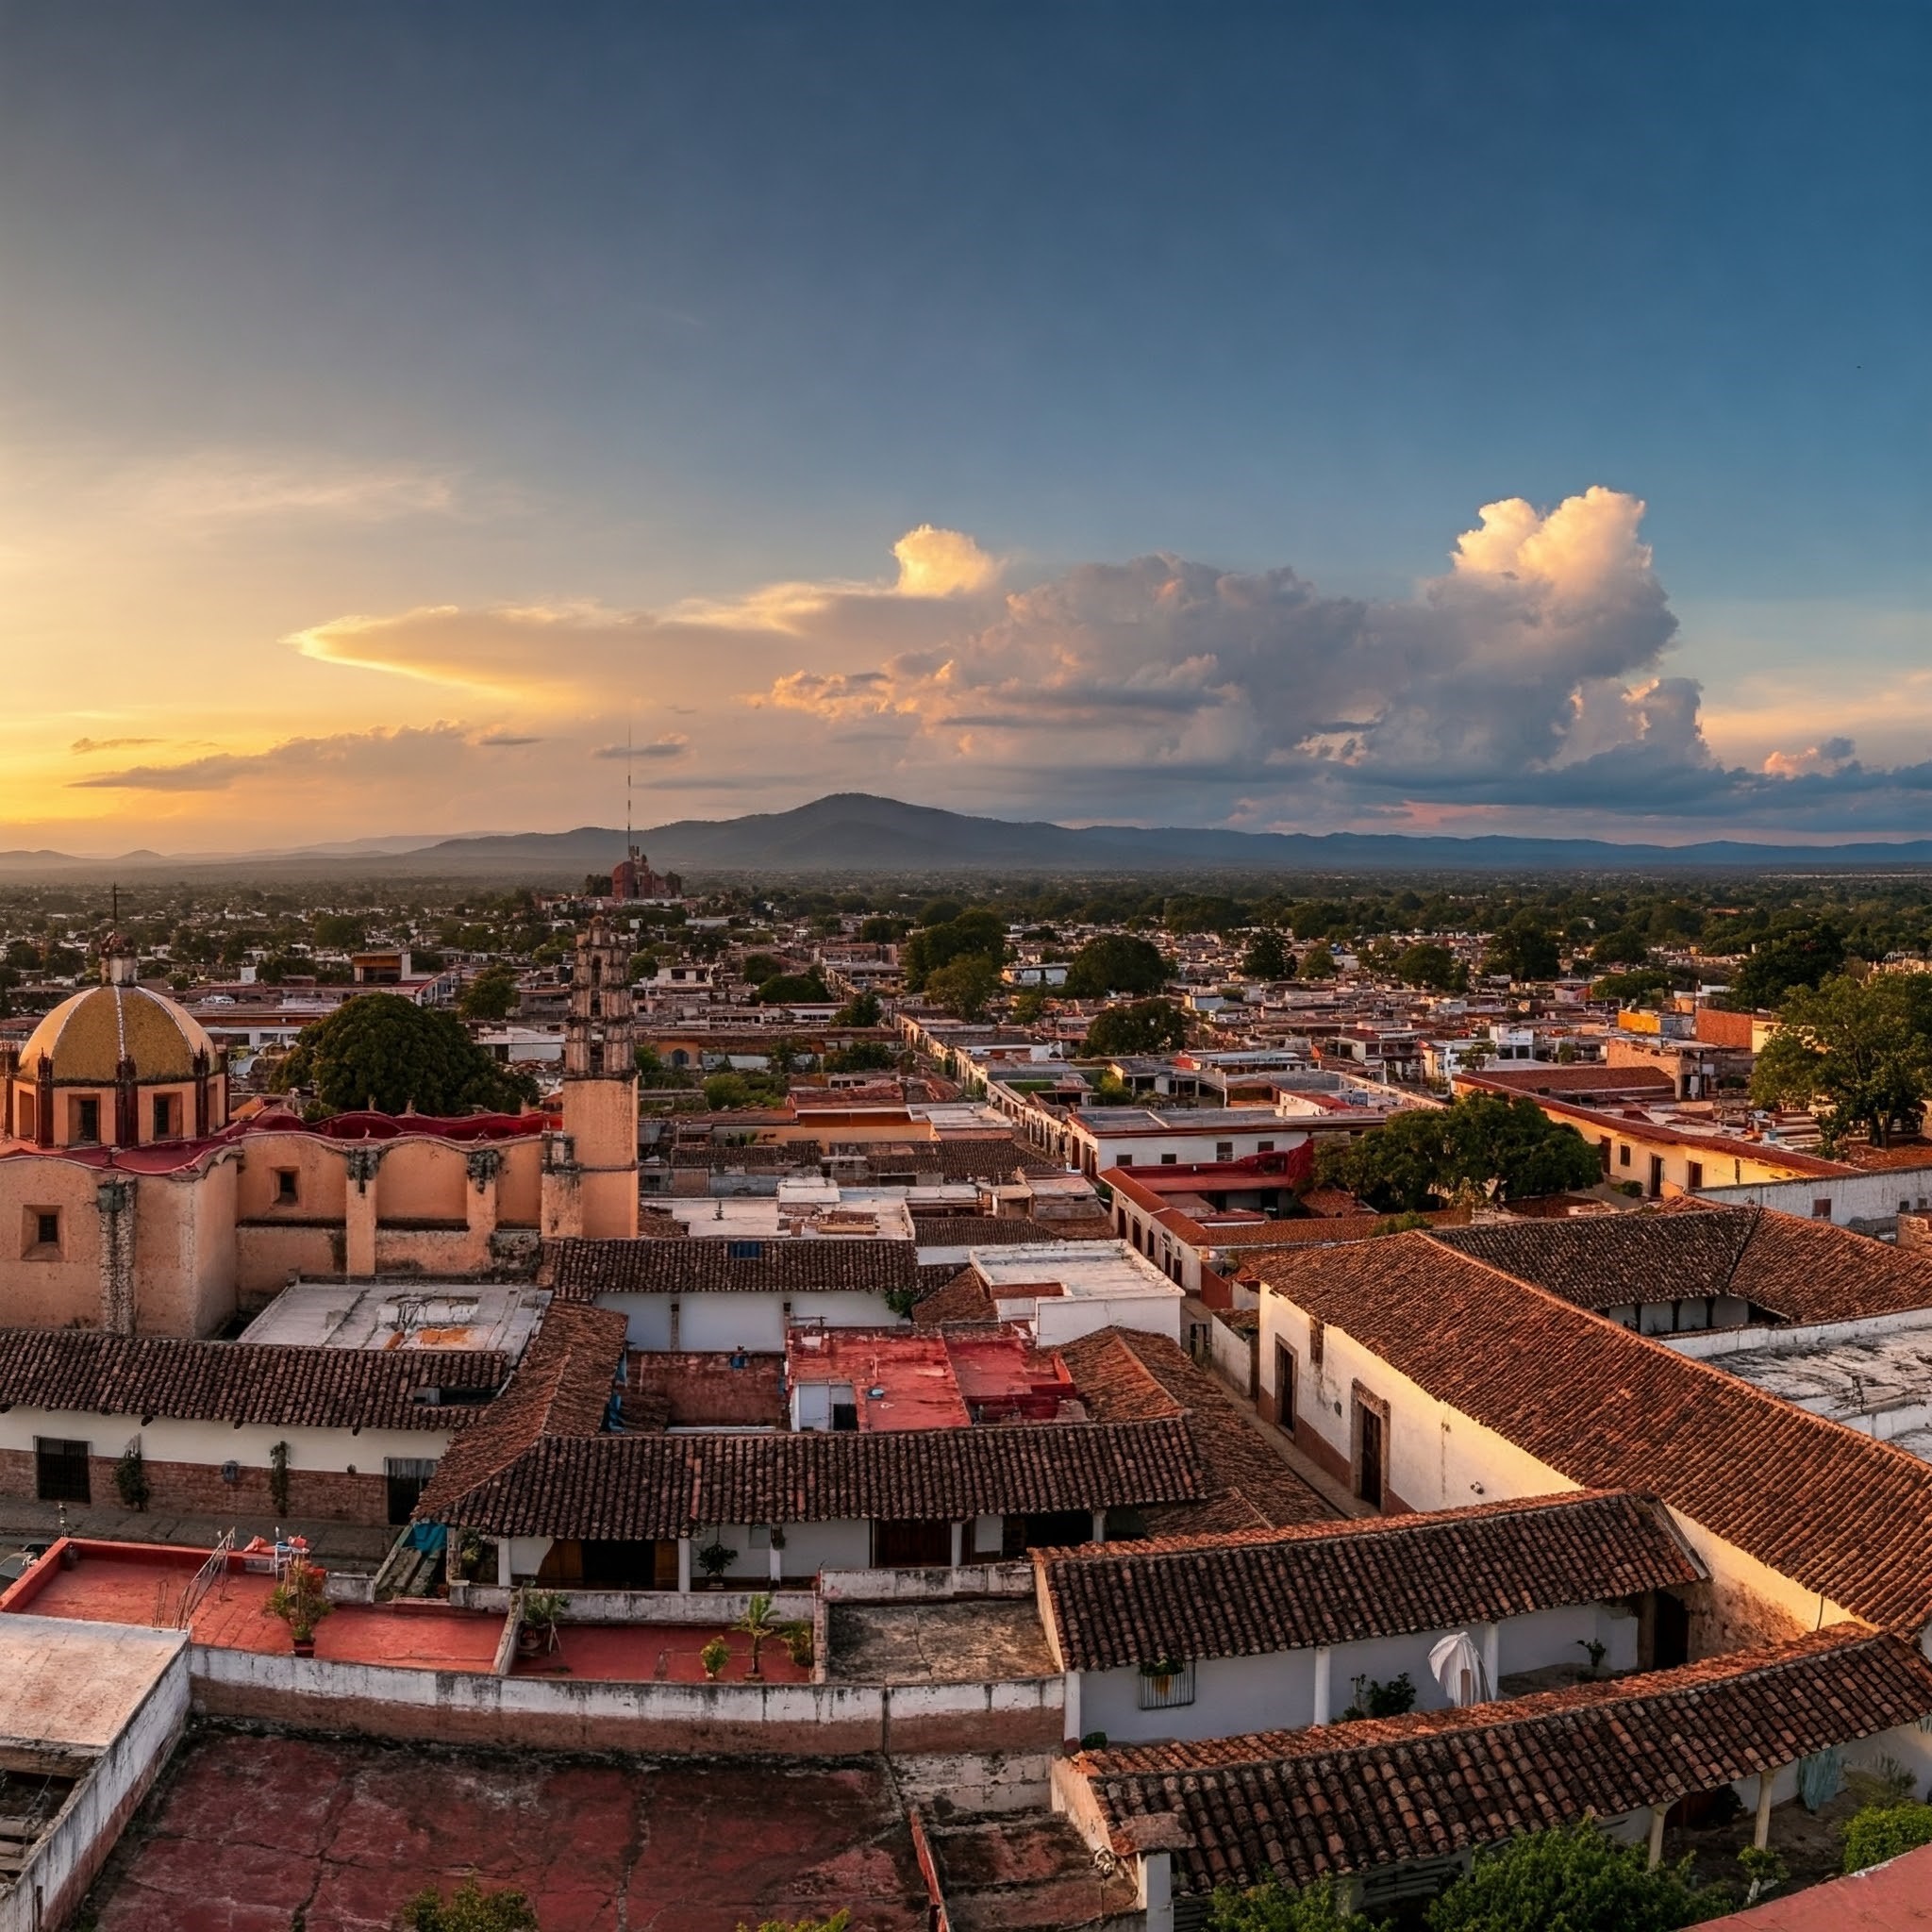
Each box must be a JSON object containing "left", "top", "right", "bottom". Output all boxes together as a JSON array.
[
  {"left": 0, "top": 1540, "right": 808, "bottom": 1684},
  {"left": 785, "top": 1325, "right": 1074, "bottom": 1430}
]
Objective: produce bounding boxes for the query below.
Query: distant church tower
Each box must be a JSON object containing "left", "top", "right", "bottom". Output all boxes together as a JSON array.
[{"left": 543, "top": 916, "right": 639, "bottom": 1239}]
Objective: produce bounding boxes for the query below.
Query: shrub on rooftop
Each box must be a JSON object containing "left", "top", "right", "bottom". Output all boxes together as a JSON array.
[
  {"left": 397, "top": 1879, "right": 540, "bottom": 1931},
  {"left": 1208, "top": 1877, "right": 1386, "bottom": 1930},
  {"left": 1424, "top": 1819, "right": 1707, "bottom": 1932},
  {"left": 1841, "top": 1799, "right": 1932, "bottom": 1874}
]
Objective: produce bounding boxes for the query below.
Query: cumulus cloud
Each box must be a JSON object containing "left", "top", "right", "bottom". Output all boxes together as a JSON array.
[
  {"left": 263, "top": 499, "right": 1932, "bottom": 836},
  {"left": 1763, "top": 737, "right": 1857, "bottom": 777}
]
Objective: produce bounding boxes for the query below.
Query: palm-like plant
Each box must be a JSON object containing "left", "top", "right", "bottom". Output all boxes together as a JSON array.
[{"left": 734, "top": 1591, "right": 777, "bottom": 1680}]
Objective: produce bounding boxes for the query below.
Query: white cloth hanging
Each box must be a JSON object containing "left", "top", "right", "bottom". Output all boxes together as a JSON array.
[{"left": 1429, "top": 1631, "right": 1490, "bottom": 1707}]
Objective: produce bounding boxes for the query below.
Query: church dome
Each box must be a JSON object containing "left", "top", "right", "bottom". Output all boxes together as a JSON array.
[{"left": 19, "top": 979, "right": 215, "bottom": 1085}]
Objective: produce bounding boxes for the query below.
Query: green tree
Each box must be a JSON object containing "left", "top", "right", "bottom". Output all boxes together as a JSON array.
[
  {"left": 273, "top": 994, "right": 537, "bottom": 1116},
  {"left": 1208, "top": 1876, "right": 1384, "bottom": 1931},
  {"left": 1591, "top": 969, "right": 1674, "bottom": 1005},
  {"left": 822, "top": 1040, "right": 899, "bottom": 1073},
  {"left": 1751, "top": 972, "right": 1932, "bottom": 1147},
  {"left": 1725, "top": 922, "right": 1846, "bottom": 1009},
  {"left": 1010, "top": 986, "right": 1049, "bottom": 1024},
  {"left": 1297, "top": 948, "right": 1338, "bottom": 981},
  {"left": 1241, "top": 930, "right": 1292, "bottom": 980},
  {"left": 1083, "top": 999, "right": 1190, "bottom": 1058},
  {"left": 925, "top": 953, "right": 1001, "bottom": 1020},
  {"left": 833, "top": 990, "right": 882, "bottom": 1027},
  {"left": 1063, "top": 934, "right": 1171, "bottom": 998},
  {"left": 458, "top": 963, "right": 521, "bottom": 1022},
  {"left": 1320, "top": 1096, "right": 1600, "bottom": 1211},
  {"left": 1590, "top": 927, "right": 1653, "bottom": 968},
  {"left": 398, "top": 1880, "right": 541, "bottom": 1931},
  {"left": 1393, "top": 942, "right": 1465, "bottom": 992},
  {"left": 1482, "top": 916, "right": 1561, "bottom": 982},
  {"left": 902, "top": 910, "right": 1005, "bottom": 990},
  {"left": 1442, "top": 1092, "right": 1604, "bottom": 1204},
  {"left": 740, "top": 952, "right": 784, "bottom": 985},
  {"left": 757, "top": 971, "right": 829, "bottom": 1005},
  {"left": 1426, "top": 1819, "right": 1708, "bottom": 1932}
]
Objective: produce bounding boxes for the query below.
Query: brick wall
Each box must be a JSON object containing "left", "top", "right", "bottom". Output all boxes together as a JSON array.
[
  {"left": 626, "top": 1351, "right": 786, "bottom": 1426},
  {"left": 0, "top": 1446, "right": 389, "bottom": 1525}
]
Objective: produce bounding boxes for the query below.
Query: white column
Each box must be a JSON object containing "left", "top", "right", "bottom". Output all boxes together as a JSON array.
[
  {"left": 1090, "top": 1509, "right": 1108, "bottom": 1544},
  {"left": 676, "top": 1537, "right": 692, "bottom": 1593},
  {"left": 1480, "top": 1621, "right": 1501, "bottom": 1701},
  {"left": 1139, "top": 1851, "right": 1173, "bottom": 1932},
  {"left": 769, "top": 1541, "right": 783, "bottom": 1584},
  {"left": 1311, "top": 1645, "right": 1333, "bottom": 1726},
  {"left": 1755, "top": 1770, "right": 1777, "bottom": 1850},
  {"left": 1064, "top": 1670, "right": 1082, "bottom": 1748},
  {"left": 495, "top": 1541, "right": 512, "bottom": 1589},
  {"left": 949, "top": 1522, "right": 965, "bottom": 1568},
  {"left": 1647, "top": 1805, "right": 1667, "bottom": 1870}
]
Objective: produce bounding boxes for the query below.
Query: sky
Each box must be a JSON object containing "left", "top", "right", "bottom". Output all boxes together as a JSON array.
[{"left": 2, "top": 0, "right": 1928, "bottom": 854}]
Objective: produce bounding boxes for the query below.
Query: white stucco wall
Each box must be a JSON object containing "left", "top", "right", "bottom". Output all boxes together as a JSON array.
[
  {"left": 597, "top": 1288, "right": 901, "bottom": 1350},
  {"left": 0, "top": 1407, "right": 457, "bottom": 1476}
]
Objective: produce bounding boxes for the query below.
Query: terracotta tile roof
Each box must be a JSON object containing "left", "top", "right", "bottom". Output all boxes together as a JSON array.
[
  {"left": 864, "top": 1138, "right": 1062, "bottom": 1180},
  {"left": 912, "top": 1215, "right": 1067, "bottom": 1247},
  {"left": 541, "top": 1236, "right": 919, "bottom": 1297},
  {"left": 1251, "top": 1232, "right": 1932, "bottom": 1630},
  {"left": 1037, "top": 1490, "right": 1701, "bottom": 1671},
  {"left": 1083, "top": 1627, "right": 1932, "bottom": 1897},
  {"left": 1473, "top": 1064, "right": 1677, "bottom": 1099},
  {"left": 1056, "top": 1329, "right": 1333, "bottom": 1535},
  {"left": 412, "top": 1303, "right": 626, "bottom": 1520},
  {"left": 1431, "top": 1203, "right": 1932, "bottom": 1325},
  {"left": 910, "top": 1269, "right": 1000, "bottom": 1328},
  {"left": 0, "top": 1329, "right": 507, "bottom": 1432},
  {"left": 420, "top": 1414, "right": 1202, "bottom": 1538}
]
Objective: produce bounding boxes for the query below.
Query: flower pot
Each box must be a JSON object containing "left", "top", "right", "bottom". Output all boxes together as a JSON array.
[{"left": 292, "top": 1636, "right": 316, "bottom": 1657}]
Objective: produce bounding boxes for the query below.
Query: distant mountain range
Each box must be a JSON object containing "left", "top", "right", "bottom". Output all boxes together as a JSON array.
[{"left": 8, "top": 792, "right": 1932, "bottom": 877}]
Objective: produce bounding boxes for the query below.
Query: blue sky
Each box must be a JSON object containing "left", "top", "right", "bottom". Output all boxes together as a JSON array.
[{"left": 2, "top": 1, "right": 1927, "bottom": 847}]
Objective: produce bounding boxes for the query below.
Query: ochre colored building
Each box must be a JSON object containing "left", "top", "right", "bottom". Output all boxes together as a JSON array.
[{"left": 0, "top": 924, "right": 639, "bottom": 1339}]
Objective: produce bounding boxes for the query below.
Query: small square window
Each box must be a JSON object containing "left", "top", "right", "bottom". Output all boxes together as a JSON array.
[
  {"left": 275, "top": 1170, "right": 299, "bottom": 1205},
  {"left": 1215, "top": 1142, "right": 1234, "bottom": 1161},
  {"left": 1159, "top": 1154, "right": 1177, "bottom": 1166},
  {"left": 151, "top": 1093, "right": 179, "bottom": 1141},
  {"left": 1619, "top": 1144, "right": 1632, "bottom": 1168},
  {"left": 33, "top": 1210, "right": 60, "bottom": 1250},
  {"left": 72, "top": 1096, "right": 100, "bottom": 1145},
  {"left": 726, "top": 1239, "right": 764, "bottom": 1260}
]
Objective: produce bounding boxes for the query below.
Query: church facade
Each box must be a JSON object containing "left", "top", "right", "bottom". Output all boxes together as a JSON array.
[{"left": 0, "top": 924, "right": 640, "bottom": 1339}]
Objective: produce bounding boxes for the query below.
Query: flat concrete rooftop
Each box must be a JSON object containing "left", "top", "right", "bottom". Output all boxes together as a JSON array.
[
  {"left": 1704, "top": 1320, "right": 1932, "bottom": 1464},
  {"left": 824, "top": 1601, "right": 1058, "bottom": 1686},
  {"left": 0, "top": 1612, "right": 185, "bottom": 1751},
  {"left": 239, "top": 1279, "right": 549, "bottom": 1357}
]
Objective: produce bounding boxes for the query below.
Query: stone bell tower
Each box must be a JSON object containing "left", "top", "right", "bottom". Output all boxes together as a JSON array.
[{"left": 547, "top": 915, "right": 639, "bottom": 1239}]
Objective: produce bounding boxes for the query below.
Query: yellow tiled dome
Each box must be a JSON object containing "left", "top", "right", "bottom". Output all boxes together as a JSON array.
[{"left": 19, "top": 982, "right": 215, "bottom": 1084}]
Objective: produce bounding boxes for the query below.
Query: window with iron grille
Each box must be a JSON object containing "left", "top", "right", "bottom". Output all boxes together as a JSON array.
[{"left": 1138, "top": 1660, "right": 1195, "bottom": 1709}]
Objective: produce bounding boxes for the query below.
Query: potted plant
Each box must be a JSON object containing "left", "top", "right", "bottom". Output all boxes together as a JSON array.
[
  {"left": 780, "top": 1619, "right": 813, "bottom": 1670},
  {"left": 699, "top": 1636, "right": 729, "bottom": 1681},
  {"left": 1576, "top": 1637, "right": 1608, "bottom": 1678},
  {"left": 518, "top": 1589, "right": 567, "bottom": 1657},
  {"left": 1140, "top": 1656, "right": 1185, "bottom": 1699},
  {"left": 734, "top": 1592, "right": 778, "bottom": 1680},
  {"left": 263, "top": 1558, "right": 333, "bottom": 1657}
]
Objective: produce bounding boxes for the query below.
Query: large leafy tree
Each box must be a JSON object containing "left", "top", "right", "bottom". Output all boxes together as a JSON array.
[
  {"left": 924, "top": 953, "right": 1001, "bottom": 1020},
  {"left": 902, "top": 910, "right": 1006, "bottom": 991},
  {"left": 1241, "top": 929, "right": 1293, "bottom": 980},
  {"left": 1724, "top": 921, "right": 1845, "bottom": 1010},
  {"left": 1319, "top": 1096, "right": 1600, "bottom": 1211},
  {"left": 1083, "top": 998, "right": 1190, "bottom": 1058},
  {"left": 458, "top": 963, "right": 521, "bottom": 1021},
  {"left": 274, "top": 994, "right": 537, "bottom": 1116},
  {"left": 1393, "top": 942, "right": 1465, "bottom": 993},
  {"left": 1063, "top": 934, "right": 1172, "bottom": 999},
  {"left": 1481, "top": 916, "right": 1561, "bottom": 982},
  {"left": 1426, "top": 1820, "right": 1707, "bottom": 1932},
  {"left": 1751, "top": 971, "right": 1932, "bottom": 1147}
]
